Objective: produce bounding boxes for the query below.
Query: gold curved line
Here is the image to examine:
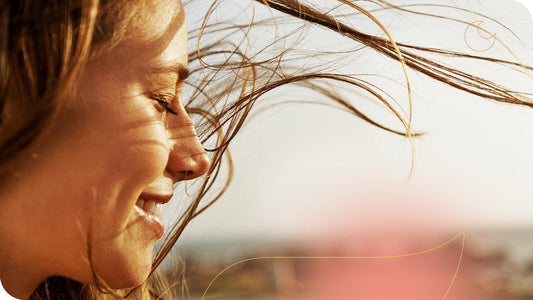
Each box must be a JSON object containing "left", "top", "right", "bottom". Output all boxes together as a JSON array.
[
  {"left": 201, "top": 232, "right": 466, "bottom": 299},
  {"left": 442, "top": 232, "right": 466, "bottom": 299}
]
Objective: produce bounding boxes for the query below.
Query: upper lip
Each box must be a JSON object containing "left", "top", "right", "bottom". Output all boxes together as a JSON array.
[{"left": 139, "top": 192, "right": 173, "bottom": 204}]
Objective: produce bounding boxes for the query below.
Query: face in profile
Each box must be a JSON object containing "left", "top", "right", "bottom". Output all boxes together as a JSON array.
[{"left": 0, "top": 0, "right": 209, "bottom": 293}]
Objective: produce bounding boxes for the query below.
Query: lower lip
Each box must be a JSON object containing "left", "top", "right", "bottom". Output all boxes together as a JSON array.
[{"left": 133, "top": 205, "right": 164, "bottom": 239}]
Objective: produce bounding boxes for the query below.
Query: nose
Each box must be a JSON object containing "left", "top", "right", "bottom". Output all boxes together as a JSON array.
[{"left": 165, "top": 105, "right": 211, "bottom": 181}]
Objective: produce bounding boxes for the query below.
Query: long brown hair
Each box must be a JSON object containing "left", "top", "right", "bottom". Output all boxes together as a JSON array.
[{"left": 0, "top": 0, "right": 530, "bottom": 299}]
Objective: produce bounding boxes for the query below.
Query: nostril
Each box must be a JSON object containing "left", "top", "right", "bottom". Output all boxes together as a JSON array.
[
  {"left": 173, "top": 152, "right": 210, "bottom": 181},
  {"left": 167, "top": 147, "right": 211, "bottom": 181},
  {"left": 180, "top": 170, "right": 193, "bottom": 179}
]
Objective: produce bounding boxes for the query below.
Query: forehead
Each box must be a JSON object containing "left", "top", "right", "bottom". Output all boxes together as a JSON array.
[
  {"left": 108, "top": 0, "right": 188, "bottom": 71},
  {"left": 128, "top": 1, "right": 185, "bottom": 41}
]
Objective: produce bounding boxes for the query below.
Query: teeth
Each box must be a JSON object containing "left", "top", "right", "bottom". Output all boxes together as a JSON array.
[
  {"left": 154, "top": 203, "right": 163, "bottom": 217},
  {"left": 135, "top": 198, "right": 163, "bottom": 218},
  {"left": 144, "top": 200, "right": 156, "bottom": 214}
]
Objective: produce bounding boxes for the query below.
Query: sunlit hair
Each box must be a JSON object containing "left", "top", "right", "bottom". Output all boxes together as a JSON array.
[{"left": 0, "top": 0, "right": 531, "bottom": 299}]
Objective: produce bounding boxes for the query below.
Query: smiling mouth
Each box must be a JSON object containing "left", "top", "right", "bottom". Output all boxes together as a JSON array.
[
  {"left": 135, "top": 198, "right": 163, "bottom": 219},
  {"left": 134, "top": 197, "right": 165, "bottom": 238}
]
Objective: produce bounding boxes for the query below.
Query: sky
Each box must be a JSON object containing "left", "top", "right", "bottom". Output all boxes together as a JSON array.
[{"left": 168, "top": 0, "right": 533, "bottom": 245}]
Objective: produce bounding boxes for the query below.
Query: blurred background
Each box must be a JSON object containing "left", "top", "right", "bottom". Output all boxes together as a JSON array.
[{"left": 159, "top": 0, "right": 533, "bottom": 298}]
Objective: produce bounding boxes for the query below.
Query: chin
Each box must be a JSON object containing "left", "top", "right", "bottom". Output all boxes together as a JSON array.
[
  {"left": 106, "top": 264, "right": 152, "bottom": 289},
  {"left": 91, "top": 240, "right": 155, "bottom": 289}
]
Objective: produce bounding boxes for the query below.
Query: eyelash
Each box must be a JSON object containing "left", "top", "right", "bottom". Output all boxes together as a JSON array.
[{"left": 151, "top": 94, "right": 177, "bottom": 115}]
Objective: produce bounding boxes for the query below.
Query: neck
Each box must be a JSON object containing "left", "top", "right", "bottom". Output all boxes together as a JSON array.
[
  {"left": 0, "top": 227, "right": 49, "bottom": 299},
  {"left": 0, "top": 150, "right": 93, "bottom": 299},
  {"left": 0, "top": 175, "right": 51, "bottom": 299}
]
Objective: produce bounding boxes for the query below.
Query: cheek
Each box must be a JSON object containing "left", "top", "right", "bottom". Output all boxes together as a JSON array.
[
  {"left": 105, "top": 138, "right": 169, "bottom": 186},
  {"left": 88, "top": 118, "right": 170, "bottom": 226},
  {"left": 87, "top": 105, "right": 171, "bottom": 188}
]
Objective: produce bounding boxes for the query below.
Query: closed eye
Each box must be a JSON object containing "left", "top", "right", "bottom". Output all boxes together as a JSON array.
[
  {"left": 155, "top": 99, "right": 177, "bottom": 115},
  {"left": 150, "top": 93, "right": 178, "bottom": 115}
]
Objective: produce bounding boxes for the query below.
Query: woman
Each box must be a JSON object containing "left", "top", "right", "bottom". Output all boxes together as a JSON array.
[
  {"left": 0, "top": 0, "right": 531, "bottom": 299},
  {"left": 0, "top": 0, "right": 211, "bottom": 298}
]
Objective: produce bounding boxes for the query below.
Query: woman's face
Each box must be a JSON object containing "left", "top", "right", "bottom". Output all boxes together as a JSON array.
[{"left": 2, "top": 0, "right": 208, "bottom": 290}]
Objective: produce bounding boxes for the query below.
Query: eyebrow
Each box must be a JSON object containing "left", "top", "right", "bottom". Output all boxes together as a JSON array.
[{"left": 148, "top": 61, "right": 190, "bottom": 81}]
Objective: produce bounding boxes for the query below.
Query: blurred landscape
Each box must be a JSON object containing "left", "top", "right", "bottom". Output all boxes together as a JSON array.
[{"left": 154, "top": 228, "right": 533, "bottom": 299}]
